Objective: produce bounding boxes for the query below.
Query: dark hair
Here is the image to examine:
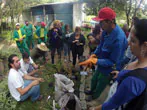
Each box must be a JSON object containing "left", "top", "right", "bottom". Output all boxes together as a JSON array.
[
  {"left": 132, "top": 17, "right": 139, "bottom": 23},
  {"left": 87, "top": 33, "right": 94, "bottom": 38},
  {"left": 8, "top": 54, "right": 17, "bottom": 69},
  {"left": 134, "top": 19, "right": 147, "bottom": 45},
  {"left": 22, "top": 52, "right": 29, "bottom": 59},
  {"left": 75, "top": 32, "right": 80, "bottom": 36},
  {"left": 64, "top": 24, "right": 69, "bottom": 31},
  {"left": 93, "top": 24, "right": 101, "bottom": 37},
  {"left": 75, "top": 26, "right": 81, "bottom": 32},
  {"left": 129, "top": 17, "right": 139, "bottom": 32}
]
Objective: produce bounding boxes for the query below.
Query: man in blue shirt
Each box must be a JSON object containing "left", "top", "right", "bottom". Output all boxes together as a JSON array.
[
  {"left": 88, "top": 19, "right": 147, "bottom": 110},
  {"left": 79, "top": 7, "right": 128, "bottom": 101}
]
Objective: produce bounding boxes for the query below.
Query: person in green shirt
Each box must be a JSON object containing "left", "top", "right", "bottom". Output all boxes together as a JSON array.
[
  {"left": 35, "top": 22, "right": 47, "bottom": 44},
  {"left": 34, "top": 22, "right": 41, "bottom": 30},
  {"left": 23, "top": 21, "right": 34, "bottom": 49},
  {"left": 13, "top": 23, "right": 30, "bottom": 55}
]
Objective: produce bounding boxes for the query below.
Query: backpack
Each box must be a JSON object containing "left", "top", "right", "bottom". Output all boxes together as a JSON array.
[{"left": 118, "top": 68, "right": 147, "bottom": 110}]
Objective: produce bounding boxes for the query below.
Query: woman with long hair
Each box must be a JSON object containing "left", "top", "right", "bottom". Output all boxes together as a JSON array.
[{"left": 68, "top": 26, "right": 85, "bottom": 68}]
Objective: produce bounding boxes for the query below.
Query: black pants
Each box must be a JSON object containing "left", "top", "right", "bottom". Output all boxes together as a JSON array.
[
  {"left": 50, "top": 47, "right": 62, "bottom": 64},
  {"left": 71, "top": 46, "right": 84, "bottom": 66}
]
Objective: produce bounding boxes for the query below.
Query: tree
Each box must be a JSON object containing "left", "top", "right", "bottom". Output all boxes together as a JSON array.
[
  {"left": 1, "top": 0, "right": 6, "bottom": 9},
  {"left": 125, "top": 0, "right": 145, "bottom": 26},
  {"left": 83, "top": 0, "right": 145, "bottom": 27},
  {"left": 83, "top": 0, "right": 125, "bottom": 15}
]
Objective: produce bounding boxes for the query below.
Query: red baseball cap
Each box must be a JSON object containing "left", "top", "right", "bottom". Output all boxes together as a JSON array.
[
  {"left": 92, "top": 7, "right": 116, "bottom": 21},
  {"left": 41, "top": 22, "right": 46, "bottom": 27}
]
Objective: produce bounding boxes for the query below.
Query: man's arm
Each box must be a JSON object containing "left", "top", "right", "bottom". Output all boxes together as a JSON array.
[
  {"left": 27, "top": 69, "right": 38, "bottom": 76},
  {"left": 13, "top": 31, "right": 20, "bottom": 42},
  {"left": 29, "top": 57, "right": 38, "bottom": 69},
  {"left": 32, "top": 63, "right": 38, "bottom": 69},
  {"left": 96, "top": 39, "right": 125, "bottom": 69},
  {"left": 17, "top": 80, "right": 39, "bottom": 95},
  {"left": 21, "top": 28, "right": 26, "bottom": 38},
  {"left": 23, "top": 74, "right": 38, "bottom": 80},
  {"left": 23, "top": 74, "right": 44, "bottom": 82}
]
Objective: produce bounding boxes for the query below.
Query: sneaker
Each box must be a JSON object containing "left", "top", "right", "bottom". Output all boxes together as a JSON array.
[
  {"left": 86, "top": 95, "right": 93, "bottom": 102},
  {"left": 64, "top": 59, "right": 67, "bottom": 62},
  {"left": 80, "top": 71, "right": 88, "bottom": 75},
  {"left": 85, "top": 90, "right": 93, "bottom": 95},
  {"left": 37, "top": 95, "right": 43, "bottom": 101},
  {"left": 68, "top": 59, "right": 72, "bottom": 62}
]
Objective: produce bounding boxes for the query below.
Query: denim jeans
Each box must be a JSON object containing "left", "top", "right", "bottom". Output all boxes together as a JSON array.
[
  {"left": 63, "top": 43, "right": 70, "bottom": 57},
  {"left": 20, "top": 80, "right": 40, "bottom": 102},
  {"left": 27, "top": 64, "right": 34, "bottom": 73}
]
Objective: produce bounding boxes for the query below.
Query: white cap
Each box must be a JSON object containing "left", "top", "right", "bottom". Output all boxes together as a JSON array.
[{"left": 15, "top": 23, "right": 20, "bottom": 26}]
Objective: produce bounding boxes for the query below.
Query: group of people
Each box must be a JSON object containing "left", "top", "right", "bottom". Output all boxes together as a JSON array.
[
  {"left": 79, "top": 7, "right": 147, "bottom": 110},
  {"left": 8, "top": 53, "right": 44, "bottom": 102},
  {"left": 13, "top": 19, "right": 87, "bottom": 66},
  {"left": 7, "top": 6, "right": 147, "bottom": 110},
  {"left": 8, "top": 17, "right": 86, "bottom": 102}
]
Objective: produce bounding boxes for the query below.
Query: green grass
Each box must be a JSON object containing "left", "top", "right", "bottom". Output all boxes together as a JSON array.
[
  {"left": 0, "top": 30, "right": 14, "bottom": 41},
  {"left": 15, "top": 63, "right": 56, "bottom": 110},
  {"left": 0, "top": 57, "right": 82, "bottom": 110},
  {"left": 0, "top": 29, "right": 87, "bottom": 109},
  {"left": 0, "top": 62, "right": 56, "bottom": 110},
  {"left": 16, "top": 80, "right": 54, "bottom": 110}
]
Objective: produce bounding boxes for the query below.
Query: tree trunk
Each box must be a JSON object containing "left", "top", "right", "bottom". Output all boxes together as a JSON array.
[
  {"left": 10, "top": 14, "right": 15, "bottom": 34},
  {"left": 126, "top": 13, "right": 130, "bottom": 27},
  {"left": 133, "top": 0, "right": 144, "bottom": 17},
  {"left": 17, "top": 15, "right": 20, "bottom": 23},
  {"left": 125, "top": 0, "right": 132, "bottom": 27}
]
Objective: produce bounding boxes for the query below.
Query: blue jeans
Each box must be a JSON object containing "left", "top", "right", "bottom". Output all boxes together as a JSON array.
[
  {"left": 20, "top": 80, "right": 40, "bottom": 102},
  {"left": 27, "top": 64, "right": 34, "bottom": 73},
  {"left": 63, "top": 43, "right": 70, "bottom": 57}
]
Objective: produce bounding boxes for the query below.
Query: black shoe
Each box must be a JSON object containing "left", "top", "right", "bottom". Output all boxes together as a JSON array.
[
  {"left": 70, "top": 75, "right": 78, "bottom": 80},
  {"left": 85, "top": 90, "right": 93, "bottom": 95},
  {"left": 86, "top": 96, "right": 93, "bottom": 102},
  {"left": 37, "top": 95, "right": 43, "bottom": 101}
]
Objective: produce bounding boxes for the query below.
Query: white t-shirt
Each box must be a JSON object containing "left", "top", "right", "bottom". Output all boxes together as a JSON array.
[
  {"left": 19, "top": 57, "right": 34, "bottom": 74},
  {"left": 8, "top": 68, "right": 24, "bottom": 101}
]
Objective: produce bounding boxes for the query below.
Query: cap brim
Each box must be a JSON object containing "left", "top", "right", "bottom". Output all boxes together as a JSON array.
[{"left": 92, "top": 17, "right": 104, "bottom": 21}]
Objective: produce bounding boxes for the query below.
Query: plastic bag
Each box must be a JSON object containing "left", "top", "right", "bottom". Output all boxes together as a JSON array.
[
  {"left": 54, "top": 74, "right": 81, "bottom": 110},
  {"left": 58, "top": 93, "right": 81, "bottom": 110},
  {"left": 54, "top": 73, "right": 74, "bottom": 101}
]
